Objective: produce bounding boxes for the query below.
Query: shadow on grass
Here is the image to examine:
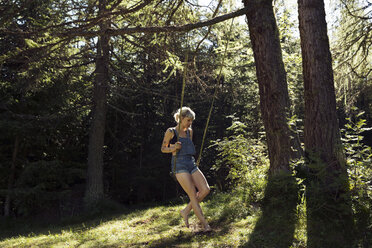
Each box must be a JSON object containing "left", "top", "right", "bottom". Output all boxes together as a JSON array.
[
  {"left": 305, "top": 171, "right": 356, "bottom": 248},
  {"left": 146, "top": 223, "right": 232, "bottom": 248},
  {"left": 0, "top": 198, "right": 179, "bottom": 241},
  {"left": 243, "top": 173, "right": 299, "bottom": 248},
  {"left": 0, "top": 210, "right": 124, "bottom": 240},
  {"left": 145, "top": 192, "right": 250, "bottom": 247},
  {"left": 0, "top": 198, "right": 192, "bottom": 247}
]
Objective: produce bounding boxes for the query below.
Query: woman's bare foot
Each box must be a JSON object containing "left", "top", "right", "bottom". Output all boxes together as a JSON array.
[
  {"left": 203, "top": 224, "right": 212, "bottom": 232},
  {"left": 180, "top": 209, "right": 189, "bottom": 228}
]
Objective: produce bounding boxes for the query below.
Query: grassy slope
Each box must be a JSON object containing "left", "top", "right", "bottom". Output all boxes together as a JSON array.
[{"left": 0, "top": 193, "right": 307, "bottom": 248}]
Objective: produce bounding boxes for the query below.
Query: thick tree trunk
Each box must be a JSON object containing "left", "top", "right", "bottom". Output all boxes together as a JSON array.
[
  {"left": 297, "top": 0, "right": 354, "bottom": 246},
  {"left": 243, "top": 0, "right": 292, "bottom": 174},
  {"left": 4, "top": 136, "right": 19, "bottom": 216},
  {"left": 242, "top": 1, "right": 299, "bottom": 247},
  {"left": 84, "top": 0, "right": 110, "bottom": 209}
]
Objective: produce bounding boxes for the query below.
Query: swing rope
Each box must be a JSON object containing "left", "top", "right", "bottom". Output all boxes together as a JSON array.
[
  {"left": 172, "top": 18, "right": 234, "bottom": 175},
  {"left": 171, "top": 46, "right": 189, "bottom": 177},
  {"left": 196, "top": 17, "right": 235, "bottom": 166}
]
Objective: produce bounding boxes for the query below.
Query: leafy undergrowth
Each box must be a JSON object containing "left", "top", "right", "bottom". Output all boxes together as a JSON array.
[{"left": 0, "top": 192, "right": 307, "bottom": 248}]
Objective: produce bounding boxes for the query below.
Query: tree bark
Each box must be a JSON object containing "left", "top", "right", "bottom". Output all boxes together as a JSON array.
[
  {"left": 243, "top": 0, "right": 292, "bottom": 174},
  {"left": 298, "top": 0, "right": 354, "bottom": 246},
  {"left": 84, "top": 0, "right": 110, "bottom": 209},
  {"left": 4, "top": 136, "right": 19, "bottom": 217},
  {"left": 242, "top": 1, "right": 299, "bottom": 246}
]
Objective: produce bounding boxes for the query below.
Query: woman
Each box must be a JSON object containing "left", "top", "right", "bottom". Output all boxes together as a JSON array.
[{"left": 161, "top": 107, "right": 211, "bottom": 232}]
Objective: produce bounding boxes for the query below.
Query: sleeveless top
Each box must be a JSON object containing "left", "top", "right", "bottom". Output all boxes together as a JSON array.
[{"left": 170, "top": 128, "right": 196, "bottom": 156}]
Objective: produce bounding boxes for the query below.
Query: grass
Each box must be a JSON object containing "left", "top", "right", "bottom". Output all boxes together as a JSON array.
[{"left": 0, "top": 192, "right": 307, "bottom": 248}]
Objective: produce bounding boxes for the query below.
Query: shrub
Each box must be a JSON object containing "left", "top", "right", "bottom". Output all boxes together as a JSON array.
[
  {"left": 341, "top": 111, "right": 372, "bottom": 245},
  {"left": 210, "top": 117, "right": 269, "bottom": 205},
  {"left": 10, "top": 160, "right": 85, "bottom": 217}
]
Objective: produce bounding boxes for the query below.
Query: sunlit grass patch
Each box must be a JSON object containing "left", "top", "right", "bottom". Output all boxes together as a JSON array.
[
  {"left": 0, "top": 192, "right": 308, "bottom": 247},
  {"left": 292, "top": 200, "right": 307, "bottom": 248}
]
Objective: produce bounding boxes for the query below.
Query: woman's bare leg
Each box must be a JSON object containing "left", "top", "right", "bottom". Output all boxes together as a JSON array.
[
  {"left": 182, "top": 170, "right": 210, "bottom": 217},
  {"left": 176, "top": 172, "right": 210, "bottom": 230}
]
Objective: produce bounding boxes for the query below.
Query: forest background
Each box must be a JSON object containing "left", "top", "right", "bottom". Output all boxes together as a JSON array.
[{"left": 0, "top": 0, "right": 371, "bottom": 247}]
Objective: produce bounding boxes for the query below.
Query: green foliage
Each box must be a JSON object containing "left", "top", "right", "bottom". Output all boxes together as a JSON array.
[
  {"left": 204, "top": 192, "right": 251, "bottom": 224},
  {"left": 210, "top": 116, "right": 269, "bottom": 204},
  {"left": 275, "top": 4, "right": 304, "bottom": 118},
  {"left": 333, "top": 0, "right": 372, "bottom": 112},
  {"left": 245, "top": 173, "right": 300, "bottom": 248},
  {"left": 342, "top": 112, "right": 372, "bottom": 191},
  {"left": 0, "top": 0, "right": 92, "bottom": 218},
  {"left": 296, "top": 110, "right": 372, "bottom": 247},
  {"left": 341, "top": 110, "right": 372, "bottom": 244}
]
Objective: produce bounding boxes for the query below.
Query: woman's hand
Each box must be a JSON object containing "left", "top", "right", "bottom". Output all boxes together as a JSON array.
[{"left": 175, "top": 141, "right": 182, "bottom": 151}]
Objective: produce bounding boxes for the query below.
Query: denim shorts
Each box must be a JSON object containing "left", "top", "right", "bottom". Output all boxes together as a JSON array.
[{"left": 171, "top": 155, "right": 198, "bottom": 174}]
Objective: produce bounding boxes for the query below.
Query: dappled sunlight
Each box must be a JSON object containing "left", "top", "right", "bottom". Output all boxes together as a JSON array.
[
  {"left": 0, "top": 231, "right": 74, "bottom": 248},
  {"left": 0, "top": 184, "right": 315, "bottom": 248},
  {"left": 0, "top": 195, "right": 281, "bottom": 247},
  {"left": 0, "top": 178, "right": 324, "bottom": 248}
]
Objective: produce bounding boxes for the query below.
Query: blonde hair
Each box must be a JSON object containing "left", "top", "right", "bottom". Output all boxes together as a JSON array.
[{"left": 173, "top": 107, "right": 195, "bottom": 123}]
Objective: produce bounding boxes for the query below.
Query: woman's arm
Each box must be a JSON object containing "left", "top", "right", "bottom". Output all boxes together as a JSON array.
[{"left": 161, "top": 128, "right": 177, "bottom": 153}]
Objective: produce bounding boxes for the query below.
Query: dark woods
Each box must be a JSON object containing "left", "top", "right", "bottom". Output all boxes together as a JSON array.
[{"left": 0, "top": 0, "right": 255, "bottom": 217}]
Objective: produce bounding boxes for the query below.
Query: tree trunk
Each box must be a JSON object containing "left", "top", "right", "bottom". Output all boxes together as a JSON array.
[
  {"left": 4, "top": 136, "right": 19, "bottom": 217},
  {"left": 242, "top": 1, "right": 299, "bottom": 246},
  {"left": 297, "top": 0, "right": 354, "bottom": 246},
  {"left": 84, "top": 0, "right": 110, "bottom": 209},
  {"left": 243, "top": 0, "right": 292, "bottom": 174}
]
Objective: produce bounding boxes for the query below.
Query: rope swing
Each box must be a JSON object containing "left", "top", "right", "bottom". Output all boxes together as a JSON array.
[
  {"left": 171, "top": 18, "right": 235, "bottom": 177},
  {"left": 170, "top": 52, "right": 188, "bottom": 179},
  {"left": 196, "top": 18, "right": 235, "bottom": 166}
]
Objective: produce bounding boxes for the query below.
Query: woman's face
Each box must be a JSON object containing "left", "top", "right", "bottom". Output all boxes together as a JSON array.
[{"left": 181, "top": 117, "right": 193, "bottom": 129}]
